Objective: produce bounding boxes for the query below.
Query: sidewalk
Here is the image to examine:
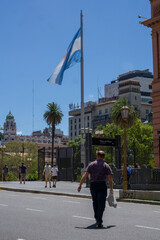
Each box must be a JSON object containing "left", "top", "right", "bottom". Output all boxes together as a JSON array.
[
  {"left": 0, "top": 181, "right": 160, "bottom": 205},
  {"left": 0, "top": 181, "right": 119, "bottom": 199}
]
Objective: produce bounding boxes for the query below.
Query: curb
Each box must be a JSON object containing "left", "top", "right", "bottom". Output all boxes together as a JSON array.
[
  {"left": 117, "top": 198, "right": 160, "bottom": 205},
  {"left": 1, "top": 187, "right": 160, "bottom": 205},
  {"left": 0, "top": 187, "right": 92, "bottom": 199}
]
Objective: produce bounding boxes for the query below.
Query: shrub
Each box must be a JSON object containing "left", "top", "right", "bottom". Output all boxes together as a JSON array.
[{"left": 7, "top": 171, "right": 17, "bottom": 181}]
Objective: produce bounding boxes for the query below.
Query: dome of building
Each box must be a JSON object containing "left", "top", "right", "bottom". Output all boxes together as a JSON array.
[{"left": 6, "top": 111, "right": 14, "bottom": 120}]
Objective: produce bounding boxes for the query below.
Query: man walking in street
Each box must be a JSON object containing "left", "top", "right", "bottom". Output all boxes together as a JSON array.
[{"left": 77, "top": 150, "right": 113, "bottom": 228}]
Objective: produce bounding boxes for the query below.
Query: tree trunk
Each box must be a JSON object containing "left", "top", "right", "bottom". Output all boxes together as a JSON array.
[{"left": 51, "top": 121, "right": 55, "bottom": 167}]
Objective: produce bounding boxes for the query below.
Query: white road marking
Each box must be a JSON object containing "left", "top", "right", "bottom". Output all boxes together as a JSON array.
[
  {"left": 32, "top": 197, "right": 46, "bottom": 200},
  {"left": 57, "top": 195, "right": 90, "bottom": 201},
  {"left": 26, "top": 208, "right": 44, "bottom": 212},
  {"left": 0, "top": 203, "right": 8, "bottom": 207},
  {"left": 154, "top": 211, "right": 160, "bottom": 213},
  {"left": 73, "top": 215, "right": 95, "bottom": 221},
  {"left": 17, "top": 239, "right": 25, "bottom": 240},
  {"left": 63, "top": 200, "right": 80, "bottom": 204},
  {"left": 136, "top": 225, "right": 160, "bottom": 231}
]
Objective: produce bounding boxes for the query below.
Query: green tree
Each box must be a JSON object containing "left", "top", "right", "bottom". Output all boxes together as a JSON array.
[
  {"left": 111, "top": 97, "right": 138, "bottom": 169},
  {"left": 127, "top": 120, "right": 154, "bottom": 166},
  {"left": 1, "top": 141, "right": 38, "bottom": 180},
  {"left": 44, "top": 102, "right": 63, "bottom": 166}
]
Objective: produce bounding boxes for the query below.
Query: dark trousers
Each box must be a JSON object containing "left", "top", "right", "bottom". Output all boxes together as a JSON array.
[
  {"left": 127, "top": 175, "right": 131, "bottom": 189},
  {"left": 90, "top": 182, "right": 107, "bottom": 224}
]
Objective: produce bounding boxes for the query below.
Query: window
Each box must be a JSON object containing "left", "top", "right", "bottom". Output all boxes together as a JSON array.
[
  {"left": 99, "top": 110, "right": 102, "bottom": 115},
  {"left": 149, "top": 85, "right": 152, "bottom": 90},
  {"left": 79, "top": 118, "right": 81, "bottom": 122},
  {"left": 75, "top": 125, "right": 77, "bottom": 129},
  {"left": 88, "top": 122, "right": 90, "bottom": 127},
  {"left": 146, "top": 109, "right": 149, "bottom": 114},
  {"left": 105, "top": 108, "right": 108, "bottom": 113},
  {"left": 75, "top": 119, "right": 76, "bottom": 123},
  {"left": 70, "top": 120, "right": 72, "bottom": 124},
  {"left": 71, "top": 126, "right": 72, "bottom": 130},
  {"left": 87, "top": 116, "right": 89, "bottom": 120},
  {"left": 75, "top": 132, "right": 77, "bottom": 136}
]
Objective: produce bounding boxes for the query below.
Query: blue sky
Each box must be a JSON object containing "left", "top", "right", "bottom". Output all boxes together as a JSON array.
[{"left": 0, "top": 0, "right": 153, "bottom": 136}]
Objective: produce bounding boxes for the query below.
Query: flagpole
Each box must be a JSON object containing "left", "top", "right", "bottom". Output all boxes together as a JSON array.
[{"left": 80, "top": 10, "right": 85, "bottom": 174}]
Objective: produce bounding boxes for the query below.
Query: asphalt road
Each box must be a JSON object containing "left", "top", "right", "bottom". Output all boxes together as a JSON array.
[{"left": 0, "top": 190, "right": 160, "bottom": 240}]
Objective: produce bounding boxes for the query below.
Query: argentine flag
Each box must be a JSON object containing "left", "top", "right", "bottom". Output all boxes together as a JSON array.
[{"left": 47, "top": 28, "right": 81, "bottom": 85}]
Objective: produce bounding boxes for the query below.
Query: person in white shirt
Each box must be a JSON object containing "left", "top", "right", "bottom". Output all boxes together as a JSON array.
[
  {"left": 51, "top": 163, "right": 58, "bottom": 188},
  {"left": 43, "top": 162, "right": 52, "bottom": 188}
]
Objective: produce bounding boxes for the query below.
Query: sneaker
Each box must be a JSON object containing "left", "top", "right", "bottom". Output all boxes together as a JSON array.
[
  {"left": 50, "top": 186, "right": 51, "bottom": 188},
  {"left": 45, "top": 186, "right": 47, "bottom": 188}
]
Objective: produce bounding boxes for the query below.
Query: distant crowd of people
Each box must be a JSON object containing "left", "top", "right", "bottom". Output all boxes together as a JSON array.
[{"left": 2, "top": 162, "right": 59, "bottom": 187}]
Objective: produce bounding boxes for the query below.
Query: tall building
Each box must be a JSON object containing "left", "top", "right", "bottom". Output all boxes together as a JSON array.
[
  {"left": 3, "top": 111, "right": 17, "bottom": 142},
  {"left": 142, "top": 0, "right": 160, "bottom": 167},
  {"left": 105, "top": 69, "right": 153, "bottom": 103},
  {"left": 69, "top": 70, "right": 153, "bottom": 141}
]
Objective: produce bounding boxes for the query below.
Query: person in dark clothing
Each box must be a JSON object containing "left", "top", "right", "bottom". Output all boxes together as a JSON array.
[
  {"left": 20, "top": 163, "right": 27, "bottom": 184},
  {"left": 77, "top": 150, "right": 113, "bottom": 228},
  {"left": 3, "top": 164, "right": 8, "bottom": 181},
  {"left": 127, "top": 164, "right": 132, "bottom": 189}
]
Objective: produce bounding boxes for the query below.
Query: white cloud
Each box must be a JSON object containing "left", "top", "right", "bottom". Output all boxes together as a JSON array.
[{"left": 17, "top": 131, "right": 22, "bottom": 135}]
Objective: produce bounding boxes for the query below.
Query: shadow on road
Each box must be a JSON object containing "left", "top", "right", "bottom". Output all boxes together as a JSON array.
[{"left": 75, "top": 224, "right": 116, "bottom": 230}]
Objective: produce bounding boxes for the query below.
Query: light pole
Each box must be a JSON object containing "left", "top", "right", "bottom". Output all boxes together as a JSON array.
[
  {"left": 81, "top": 128, "right": 92, "bottom": 187},
  {"left": 27, "top": 158, "right": 32, "bottom": 174},
  {"left": 0, "top": 145, "right": 6, "bottom": 181},
  {"left": 95, "top": 130, "right": 104, "bottom": 138},
  {"left": 120, "top": 106, "right": 130, "bottom": 190}
]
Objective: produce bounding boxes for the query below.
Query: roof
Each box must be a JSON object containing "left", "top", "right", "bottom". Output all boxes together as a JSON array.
[{"left": 6, "top": 111, "right": 14, "bottom": 120}]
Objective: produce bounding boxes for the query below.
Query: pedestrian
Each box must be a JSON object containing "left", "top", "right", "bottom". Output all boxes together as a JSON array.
[
  {"left": 127, "top": 164, "right": 132, "bottom": 189},
  {"left": 77, "top": 150, "right": 114, "bottom": 228},
  {"left": 3, "top": 164, "right": 8, "bottom": 181},
  {"left": 51, "top": 163, "right": 58, "bottom": 188},
  {"left": 43, "top": 162, "right": 52, "bottom": 188},
  {"left": 20, "top": 162, "right": 27, "bottom": 184}
]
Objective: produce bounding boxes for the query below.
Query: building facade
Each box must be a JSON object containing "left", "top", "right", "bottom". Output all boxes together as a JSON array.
[
  {"left": 69, "top": 70, "right": 153, "bottom": 141},
  {"left": 3, "top": 112, "right": 69, "bottom": 146},
  {"left": 142, "top": 0, "right": 160, "bottom": 167},
  {"left": 3, "top": 112, "right": 17, "bottom": 142}
]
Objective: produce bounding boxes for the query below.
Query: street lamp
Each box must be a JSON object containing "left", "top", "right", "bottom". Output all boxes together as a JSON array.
[
  {"left": 120, "top": 106, "right": 130, "bottom": 190},
  {"left": 0, "top": 145, "right": 6, "bottom": 181},
  {"left": 95, "top": 130, "right": 104, "bottom": 137},
  {"left": 27, "top": 158, "right": 32, "bottom": 174}
]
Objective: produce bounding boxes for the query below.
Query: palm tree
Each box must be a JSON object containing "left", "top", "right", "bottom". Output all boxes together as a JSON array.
[
  {"left": 44, "top": 102, "right": 63, "bottom": 166},
  {"left": 111, "top": 97, "right": 138, "bottom": 128},
  {"left": 111, "top": 97, "right": 138, "bottom": 190}
]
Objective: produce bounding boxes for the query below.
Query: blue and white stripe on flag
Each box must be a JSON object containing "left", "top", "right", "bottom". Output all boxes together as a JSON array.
[{"left": 47, "top": 28, "right": 81, "bottom": 85}]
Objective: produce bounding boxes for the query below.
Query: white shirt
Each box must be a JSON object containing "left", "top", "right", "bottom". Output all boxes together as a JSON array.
[{"left": 51, "top": 167, "right": 58, "bottom": 176}]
